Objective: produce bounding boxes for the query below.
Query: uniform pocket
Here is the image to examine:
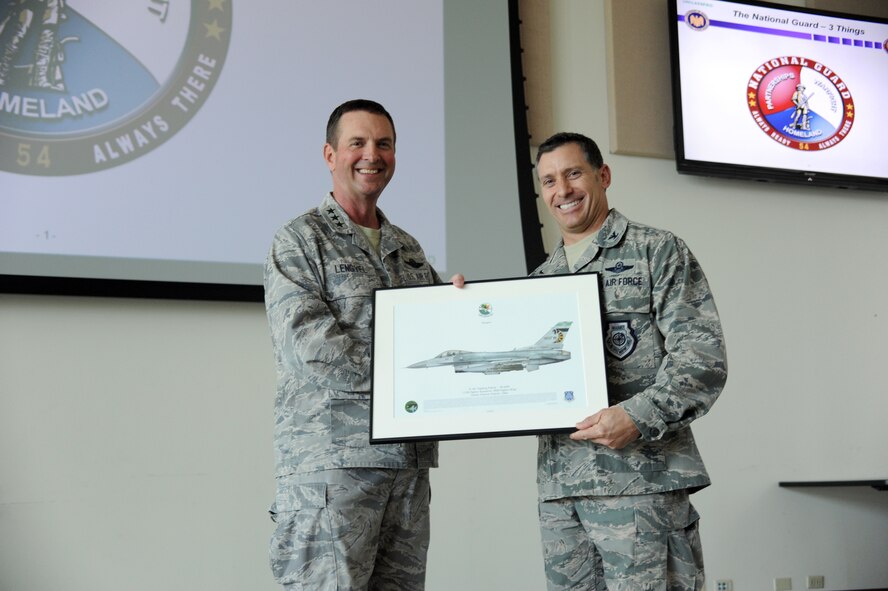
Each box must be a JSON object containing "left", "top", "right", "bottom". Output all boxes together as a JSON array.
[
  {"left": 268, "top": 482, "right": 335, "bottom": 588},
  {"left": 330, "top": 398, "right": 371, "bottom": 448},
  {"left": 594, "top": 442, "right": 667, "bottom": 474},
  {"left": 631, "top": 493, "right": 702, "bottom": 585}
]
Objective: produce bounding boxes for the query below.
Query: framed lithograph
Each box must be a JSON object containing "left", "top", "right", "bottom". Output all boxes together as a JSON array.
[{"left": 370, "top": 274, "right": 609, "bottom": 443}]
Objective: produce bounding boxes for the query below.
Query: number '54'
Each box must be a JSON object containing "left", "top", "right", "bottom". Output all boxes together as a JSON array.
[{"left": 17, "top": 144, "right": 51, "bottom": 168}]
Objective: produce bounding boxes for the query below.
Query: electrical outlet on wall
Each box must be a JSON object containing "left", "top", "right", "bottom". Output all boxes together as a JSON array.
[
  {"left": 774, "top": 577, "right": 793, "bottom": 591},
  {"left": 715, "top": 581, "right": 733, "bottom": 591}
]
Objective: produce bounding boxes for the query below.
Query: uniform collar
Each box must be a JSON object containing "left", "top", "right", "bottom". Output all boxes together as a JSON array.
[
  {"left": 547, "top": 209, "right": 628, "bottom": 273},
  {"left": 596, "top": 208, "right": 628, "bottom": 248},
  {"left": 319, "top": 192, "right": 390, "bottom": 236}
]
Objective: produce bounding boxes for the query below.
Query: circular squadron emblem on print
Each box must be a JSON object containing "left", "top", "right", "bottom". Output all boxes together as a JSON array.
[
  {"left": 478, "top": 303, "right": 493, "bottom": 317},
  {"left": 404, "top": 401, "right": 418, "bottom": 414},
  {"left": 746, "top": 56, "right": 854, "bottom": 151},
  {"left": 0, "top": 0, "right": 231, "bottom": 176}
]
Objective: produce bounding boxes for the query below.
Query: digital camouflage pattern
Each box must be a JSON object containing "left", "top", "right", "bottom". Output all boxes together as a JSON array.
[
  {"left": 264, "top": 193, "right": 441, "bottom": 589},
  {"left": 539, "top": 490, "right": 704, "bottom": 591},
  {"left": 269, "top": 468, "right": 431, "bottom": 590},
  {"left": 532, "top": 208, "right": 725, "bottom": 590},
  {"left": 532, "top": 209, "right": 727, "bottom": 500},
  {"left": 265, "top": 193, "right": 440, "bottom": 476}
]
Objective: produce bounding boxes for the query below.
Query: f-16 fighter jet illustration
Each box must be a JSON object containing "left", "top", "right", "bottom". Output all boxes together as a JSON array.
[{"left": 407, "top": 322, "right": 572, "bottom": 375}]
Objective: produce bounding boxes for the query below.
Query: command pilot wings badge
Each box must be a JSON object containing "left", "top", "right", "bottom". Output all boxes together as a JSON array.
[{"left": 407, "top": 322, "right": 572, "bottom": 375}]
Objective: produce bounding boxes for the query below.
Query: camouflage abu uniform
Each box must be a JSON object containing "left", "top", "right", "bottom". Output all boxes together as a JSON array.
[
  {"left": 532, "top": 209, "right": 727, "bottom": 591},
  {"left": 265, "top": 193, "right": 440, "bottom": 590}
]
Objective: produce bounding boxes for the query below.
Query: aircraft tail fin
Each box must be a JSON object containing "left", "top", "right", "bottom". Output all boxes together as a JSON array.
[{"left": 532, "top": 321, "right": 572, "bottom": 349}]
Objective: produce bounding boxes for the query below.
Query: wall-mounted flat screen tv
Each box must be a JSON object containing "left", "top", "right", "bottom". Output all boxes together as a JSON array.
[{"left": 668, "top": 0, "right": 888, "bottom": 192}]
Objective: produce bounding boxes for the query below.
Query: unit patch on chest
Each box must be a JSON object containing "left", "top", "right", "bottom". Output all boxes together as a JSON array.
[{"left": 605, "top": 321, "right": 638, "bottom": 360}]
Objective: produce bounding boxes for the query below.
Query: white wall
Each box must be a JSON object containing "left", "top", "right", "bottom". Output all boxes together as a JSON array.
[
  {"left": 2, "top": 2, "right": 888, "bottom": 591},
  {"left": 0, "top": 297, "right": 278, "bottom": 590}
]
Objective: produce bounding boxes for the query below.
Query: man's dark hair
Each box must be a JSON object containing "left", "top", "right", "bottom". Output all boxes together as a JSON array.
[
  {"left": 535, "top": 132, "right": 604, "bottom": 169},
  {"left": 326, "top": 99, "right": 396, "bottom": 146}
]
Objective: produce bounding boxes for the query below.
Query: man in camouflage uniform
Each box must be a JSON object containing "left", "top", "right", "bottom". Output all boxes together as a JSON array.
[
  {"left": 264, "top": 99, "right": 440, "bottom": 590},
  {"left": 531, "top": 132, "right": 727, "bottom": 591}
]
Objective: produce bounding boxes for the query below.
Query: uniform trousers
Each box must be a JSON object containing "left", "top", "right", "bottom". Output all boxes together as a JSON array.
[
  {"left": 269, "top": 468, "right": 431, "bottom": 591},
  {"left": 539, "top": 489, "right": 704, "bottom": 591}
]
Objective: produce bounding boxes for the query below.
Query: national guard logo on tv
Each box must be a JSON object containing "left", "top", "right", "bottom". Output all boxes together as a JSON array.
[
  {"left": 0, "top": 1, "right": 231, "bottom": 176},
  {"left": 683, "top": 10, "right": 709, "bottom": 32},
  {"left": 605, "top": 321, "right": 637, "bottom": 360},
  {"left": 746, "top": 57, "right": 854, "bottom": 151},
  {"left": 563, "top": 391, "right": 574, "bottom": 402}
]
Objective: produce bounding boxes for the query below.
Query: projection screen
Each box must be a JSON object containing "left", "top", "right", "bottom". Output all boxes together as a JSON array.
[{"left": 0, "top": 1, "right": 540, "bottom": 300}]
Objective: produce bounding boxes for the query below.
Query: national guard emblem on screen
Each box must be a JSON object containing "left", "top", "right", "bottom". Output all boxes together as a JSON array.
[
  {"left": 0, "top": 1, "right": 231, "bottom": 175},
  {"left": 605, "top": 321, "right": 637, "bottom": 360},
  {"left": 683, "top": 10, "right": 709, "bottom": 32},
  {"left": 746, "top": 56, "right": 854, "bottom": 151}
]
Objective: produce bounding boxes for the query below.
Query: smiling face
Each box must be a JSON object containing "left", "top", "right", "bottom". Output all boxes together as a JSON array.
[
  {"left": 537, "top": 142, "right": 611, "bottom": 245},
  {"left": 324, "top": 110, "right": 396, "bottom": 213}
]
